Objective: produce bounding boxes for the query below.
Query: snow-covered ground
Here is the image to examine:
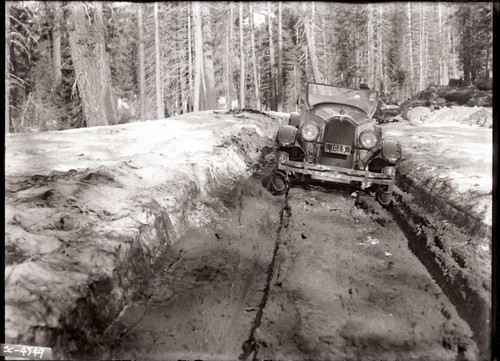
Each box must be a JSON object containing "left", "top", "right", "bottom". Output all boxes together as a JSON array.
[
  {"left": 4, "top": 110, "right": 287, "bottom": 354},
  {"left": 386, "top": 106, "right": 492, "bottom": 234}
]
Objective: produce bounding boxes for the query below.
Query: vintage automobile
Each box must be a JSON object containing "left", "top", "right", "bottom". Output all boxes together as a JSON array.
[{"left": 270, "top": 82, "right": 402, "bottom": 206}]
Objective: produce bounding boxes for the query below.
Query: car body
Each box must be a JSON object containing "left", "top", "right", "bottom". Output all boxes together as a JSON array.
[{"left": 270, "top": 82, "right": 402, "bottom": 205}]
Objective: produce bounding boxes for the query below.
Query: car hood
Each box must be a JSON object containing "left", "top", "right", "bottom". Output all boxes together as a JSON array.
[{"left": 306, "top": 83, "right": 379, "bottom": 118}]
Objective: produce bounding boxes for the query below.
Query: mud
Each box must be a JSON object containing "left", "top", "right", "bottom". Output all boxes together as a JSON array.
[
  {"left": 254, "top": 184, "right": 476, "bottom": 361},
  {"left": 80, "top": 175, "right": 477, "bottom": 361},
  {"left": 76, "top": 176, "right": 286, "bottom": 360},
  {"left": 390, "top": 187, "right": 490, "bottom": 358}
]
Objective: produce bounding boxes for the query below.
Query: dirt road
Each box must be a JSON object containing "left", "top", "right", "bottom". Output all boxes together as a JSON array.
[{"left": 86, "top": 175, "right": 475, "bottom": 361}]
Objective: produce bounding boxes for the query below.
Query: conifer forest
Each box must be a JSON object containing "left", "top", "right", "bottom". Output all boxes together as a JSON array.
[{"left": 4, "top": 1, "right": 493, "bottom": 133}]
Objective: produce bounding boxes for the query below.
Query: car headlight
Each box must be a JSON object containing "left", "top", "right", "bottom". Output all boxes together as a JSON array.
[
  {"left": 359, "top": 130, "right": 380, "bottom": 149},
  {"left": 300, "top": 123, "right": 320, "bottom": 142}
]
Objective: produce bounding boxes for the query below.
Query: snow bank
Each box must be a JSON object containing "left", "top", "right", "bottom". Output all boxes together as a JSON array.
[
  {"left": 4, "top": 111, "right": 287, "bottom": 356},
  {"left": 406, "top": 105, "right": 492, "bottom": 128},
  {"left": 385, "top": 106, "right": 492, "bottom": 235}
]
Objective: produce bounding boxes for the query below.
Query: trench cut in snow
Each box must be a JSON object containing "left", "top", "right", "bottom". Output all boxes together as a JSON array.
[{"left": 4, "top": 110, "right": 288, "bottom": 357}]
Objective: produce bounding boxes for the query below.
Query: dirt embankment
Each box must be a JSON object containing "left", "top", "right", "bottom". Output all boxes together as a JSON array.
[{"left": 4, "top": 111, "right": 287, "bottom": 357}]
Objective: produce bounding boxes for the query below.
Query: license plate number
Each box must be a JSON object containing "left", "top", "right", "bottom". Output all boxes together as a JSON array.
[{"left": 325, "top": 143, "right": 351, "bottom": 155}]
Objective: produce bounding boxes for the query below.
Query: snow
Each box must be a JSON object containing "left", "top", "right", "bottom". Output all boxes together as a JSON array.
[
  {"left": 4, "top": 110, "right": 287, "bottom": 350},
  {"left": 384, "top": 105, "right": 492, "bottom": 231}
]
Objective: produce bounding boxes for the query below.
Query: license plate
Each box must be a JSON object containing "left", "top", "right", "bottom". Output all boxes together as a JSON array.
[{"left": 325, "top": 143, "right": 351, "bottom": 155}]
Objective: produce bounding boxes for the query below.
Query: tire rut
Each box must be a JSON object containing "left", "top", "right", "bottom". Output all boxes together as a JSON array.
[{"left": 240, "top": 192, "right": 291, "bottom": 361}]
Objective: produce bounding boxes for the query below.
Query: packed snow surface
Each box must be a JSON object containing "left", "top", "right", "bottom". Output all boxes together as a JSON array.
[
  {"left": 4, "top": 110, "right": 286, "bottom": 350},
  {"left": 388, "top": 106, "right": 492, "bottom": 221}
]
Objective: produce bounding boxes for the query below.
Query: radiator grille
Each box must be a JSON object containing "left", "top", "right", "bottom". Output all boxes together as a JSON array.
[{"left": 318, "top": 119, "right": 355, "bottom": 168}]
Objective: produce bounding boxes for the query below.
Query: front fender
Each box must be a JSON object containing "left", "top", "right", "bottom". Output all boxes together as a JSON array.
[
  {"left": 381, "top": 139, "right": 402, "bottom": 164},
  {"left": 277, "top": 125, "right": 298, "bottom": 146}
]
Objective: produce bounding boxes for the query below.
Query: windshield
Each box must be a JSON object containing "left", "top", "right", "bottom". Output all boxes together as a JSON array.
[
  {"left": 307, "top": 83, "right": 378, "bottom": 117},
  {"left": 312, "top": 104, "right": 368, "bottom": 123}
]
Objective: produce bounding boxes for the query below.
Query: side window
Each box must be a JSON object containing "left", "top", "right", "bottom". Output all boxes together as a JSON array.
[{"left": 297, "top": 98, "right": 307, "bottom": 109}]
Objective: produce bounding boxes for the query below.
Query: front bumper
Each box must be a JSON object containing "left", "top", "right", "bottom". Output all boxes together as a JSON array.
[{"left": 277, "top": 160, "right": 394, "bottom": 188}]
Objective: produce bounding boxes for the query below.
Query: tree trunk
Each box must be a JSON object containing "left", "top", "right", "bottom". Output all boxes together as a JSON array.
[
  {"left": 277, "top": 2, "right": 283, "bottom": 111},
  {"left": 192, "top": 1, "right": 203, "bottom": 112},
  {"left": 229, "top": 3, "right": 234, "bottom": 107},
  {"left": 94, "top": 2, "right": 115, "bottom": 124},
  {"left": 200, "top": 49, "right": 207, "bottom": 110},
  {"left": 239, "top": 2, "right": 245, "bottom": 109},
  {"left": 68, "top": 2, "right": 114, "bottom": 127},
  {"left": 294, "top": 26, "right": 299, "bottom": 110},
  {"left": 187, "top": 11, "right": 193, "bottom": 111},
  {"left": 154, "top": 3, "right": 163, "bottom": 119},
  {"left": 5, "top": 2, "right": 10, "bottom": 133},
  {"left": 407, "top": 2, "right": 414, "bottom": 96},
  {"left": 138, "top": 4, "right": 146, "bottom": 121},
  {"left": 367, "top": 4, "right": 374, "bottom": 88},
  {"left": 377, "top": 4, "right": 384, "bottom": 92},
  {"left": 311, "top": 2, "right": 315, "bottom": 48},
  {"left": 201, "top": 4, "right": 216, "bottom": 109},
  {"left": 424, "top": 23, "right": 428, "bottom": 85},
  {"left": 249, "top": 3, "right": 261, "bottom": 111},
  {"left": 226, "top": 4, "right": 232, "bottom": 108},
  {"left": 418, "top": 2, "right": 424, "bottom": 91},
  {"left": 52, "top": 1, "right": 62, "bottom": 88},
  {"left": 322, "top": 13, "right": 328, "bottom": 84},
  {"left": 177, "top": 8, "right": 187, "bottom": 114},
  {"left": 268, "top": 1, "right": 276, "bottom": 110},
  {"left": 303, "top": 3, "right": 323, "bottom": 83},
  {"left": 438, "top": 2, "right": 444, "bottom": 85}
]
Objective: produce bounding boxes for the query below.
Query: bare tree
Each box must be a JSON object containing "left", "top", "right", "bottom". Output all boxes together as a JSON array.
[
  {"left": 138, "top": 4, "right": 146, "bottom": 121},
  {"left": 277, "top": 2, "right": 283, "bottom": 111},
  {"left": 154, "top": 3, "right": 163, "bottom": 119},
  {"left": 239, "top": 2, "right": 245, "bottom": 109},
  {"left": 52, "top": 1, "right": 62, "bottom": 88},
  {"left": 407, "top": 2, "right": 415, "bottom": 96},
  {"left": 418, "top": 2, "right": 424, "bottom": 91},
  {"left": 5, "top": 2, "right": 10, "bottom": 133},
  {"left": 187, "top": 10, "right": 193, "bottom": 111},
  {"left": 192, "top": 1, "right": 203, "bottom": 112},
  {"left": 303, "top": 3, "right": 323, "bottom": 83},
  {"left": 377, "top": 3, "right": 384, "bottom": 92},
  {"left": 268, "top": 1, "right": 277, "bottom": 110},
  {"left": 367, "top": 4, "right": 374, "bottom": 88},
  {"left": 176, "top": 8, "right": 187, "bottom": 114},
  {"left": 249, "top": 3, "right": 261, "bottom": 110},
  {"left": 201, "top": 4, "right": 216, "bottom": 109},
  {"left": 228, "top": 3, "right": 234, "bottom": 106},
  {"left": 321, "top": 12, "right": 329, "bottom": 84}
]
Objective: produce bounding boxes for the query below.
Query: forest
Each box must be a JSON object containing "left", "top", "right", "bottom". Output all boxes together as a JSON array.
[{"left": 4, "top": 1, "right": 493, "bottom": 133}]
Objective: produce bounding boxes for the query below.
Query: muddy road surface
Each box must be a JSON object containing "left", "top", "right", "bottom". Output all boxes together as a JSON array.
[{"left": 86, "top": 175, "right": 475, "bottom": 361}]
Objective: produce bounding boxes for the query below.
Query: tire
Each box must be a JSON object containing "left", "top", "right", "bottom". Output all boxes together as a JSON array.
[
  {"left": 270, "top": 171, "right": 289, "bottom": 196},
  {"left": 377, "top": 184, "right": 393, "bottom": 207}
]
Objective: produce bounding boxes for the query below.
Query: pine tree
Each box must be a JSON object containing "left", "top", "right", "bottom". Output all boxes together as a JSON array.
[
  {"left": 68, "top": 2, "right": 115, "bottom": 127},
  {"left": 138, "top": 4, "right": 146, "bottom": 121}
]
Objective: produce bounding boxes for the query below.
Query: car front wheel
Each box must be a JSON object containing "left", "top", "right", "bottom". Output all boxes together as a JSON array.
[{"left": 377, "top": 183, "right": 393, "bottom": 206}]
